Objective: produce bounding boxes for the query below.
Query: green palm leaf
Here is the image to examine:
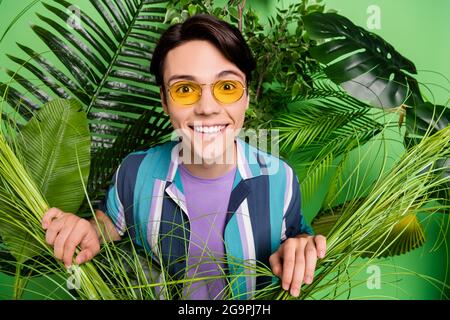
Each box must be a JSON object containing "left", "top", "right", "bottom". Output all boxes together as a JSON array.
[
  {"left": 303, "top": 12, "right": 423, "bottom": 108},
  {"left": 311, "top": 201, "right": 349, "bottom": 237},
  {"left": 405, "top": 102, "right": 449, "bottom": 210},
  {"left": 276, "top": 101, "right": 380, "bottom": 153},
  {"left": 405, "top": 102, "right": 449, "bottom": 147},
  {"left": 18, "top": 98, "right": 91, "bottom": 213},
  {"left": 311, "top": 202, "right": 426, "bottom": 258},
  {"left": 1, "top": 98, "right": 90, "bottom": 264},
  {"left": 86, "top": 105, "right": 173, "bottom": 209},
  {"left": 0, "top": 0, "right": 169, "bottom": 149},
  {"left": 0, "top": 103, "right": 115, "bottom": 299},
  {"left": 0, "top": 0, "right": 172, "bottom": 202},
  {"left": 362, "top": 214, "right": 426, "bottom": 258},
  {"left": 277, "top": 94, "right": 383, "bottom": 165},
  {"left": 277, "top": 91, "right": 384, "bottom": 204}
]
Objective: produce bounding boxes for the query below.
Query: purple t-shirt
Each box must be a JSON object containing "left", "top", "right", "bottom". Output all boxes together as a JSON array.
[{"left": 179, "top": 163, "right": 236, "bottom": 300}]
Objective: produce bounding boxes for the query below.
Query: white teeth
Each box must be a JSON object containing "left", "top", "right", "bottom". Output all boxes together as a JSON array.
[{"left": 193, "top": 125, "right": 226, "bottom": 133}]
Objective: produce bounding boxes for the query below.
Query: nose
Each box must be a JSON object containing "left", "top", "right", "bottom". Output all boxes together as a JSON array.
[{"left": 193, "top": 85, "right": 221, "bottom": 115}]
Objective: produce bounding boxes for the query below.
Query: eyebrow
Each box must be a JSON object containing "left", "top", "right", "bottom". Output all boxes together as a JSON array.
[{"left": 167, "top": 70, "right": 244, "bottom": 84}]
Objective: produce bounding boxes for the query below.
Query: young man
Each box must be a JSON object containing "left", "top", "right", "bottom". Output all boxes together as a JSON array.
[{"left": 41, "top": 14, "right": 326, "bottom": 300}]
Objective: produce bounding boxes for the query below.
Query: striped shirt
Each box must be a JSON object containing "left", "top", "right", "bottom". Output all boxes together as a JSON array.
[{"left": 100, "top": 137, "right": 313, "bottom": 299}]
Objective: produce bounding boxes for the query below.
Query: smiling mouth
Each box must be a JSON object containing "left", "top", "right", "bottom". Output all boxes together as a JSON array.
[{"left": 188, "top": 124, "right": 230, "bottom": 134}]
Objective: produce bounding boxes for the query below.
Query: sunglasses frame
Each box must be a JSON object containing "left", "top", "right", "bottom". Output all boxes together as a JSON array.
[{"left": 165, "top": 79, "right": 246, "bottom": 106}]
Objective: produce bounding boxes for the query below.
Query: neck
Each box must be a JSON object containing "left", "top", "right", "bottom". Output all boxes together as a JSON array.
[{"left": 181, "top": 141, "right": 237, "bottom": 179}]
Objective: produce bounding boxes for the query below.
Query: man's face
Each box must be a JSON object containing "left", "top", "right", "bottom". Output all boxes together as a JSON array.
[{"left": 160, "top": 40, "right": 248, "bottom": 165}]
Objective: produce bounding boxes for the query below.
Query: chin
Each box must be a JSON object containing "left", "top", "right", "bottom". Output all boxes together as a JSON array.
[{"left": 181, "top": 136, "right": 236, "bottom": 166}]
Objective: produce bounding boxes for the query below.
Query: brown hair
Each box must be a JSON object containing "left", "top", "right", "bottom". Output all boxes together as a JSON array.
[{"left": 150, "top": 14, "right": 256, "bottom": 99}]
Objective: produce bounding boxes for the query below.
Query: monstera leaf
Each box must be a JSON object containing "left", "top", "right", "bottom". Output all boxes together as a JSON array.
[
  {"left": 405, "top": 102, "right": 449, "bottom": 146},
  {"left": 0, "top": 98, "right": 90, "bottom": 264},
  {"left": 303, "top": 12, "right": 423, "bottom": 108}
]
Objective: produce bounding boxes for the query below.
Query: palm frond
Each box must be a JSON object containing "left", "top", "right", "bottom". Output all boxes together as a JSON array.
[
  {"left": 276, "top": 103, "right": 378, "bottom": 153},
  {"left": 362, "top": 213, "right": 426, "bottom": 258},
  {"left": 0, "top": 98, "right": 90, "bottom": 264},
  {"left": 311, "top": 201, "right": 427, "bottom": 258},
  {"left": 84, "top": 105, "right": 172, "bottom": 210},
  {"left": 0, "top": 0, "right": 169, "bottom": 151},
  {"left": 279, "top": 125, "right": 450, "bottom": 299},
  {"left": 277, "top": 95, "right": 384, "bottom": 160},
  {"left": 278, "top": 92, "right": 384, "bottom": 205},
  {"left": 1, "top": 0, "right": 173, "bottom": 202}
]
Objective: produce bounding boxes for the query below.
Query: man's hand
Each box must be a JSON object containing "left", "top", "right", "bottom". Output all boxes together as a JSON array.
[
  {"left": 41, "top": 207, "right": 101, "bottom": 268},
  {"left": 269, "top": 234, "right": 327, "bottom": 297}
]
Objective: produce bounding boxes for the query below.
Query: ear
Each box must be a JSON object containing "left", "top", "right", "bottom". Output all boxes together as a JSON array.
[{"left": 160, "top": 87, "right": 169, "bottom": 115}]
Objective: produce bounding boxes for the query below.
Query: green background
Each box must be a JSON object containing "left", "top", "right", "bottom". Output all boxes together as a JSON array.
[{"left": 0, "top": 0, "right": 448, "bottom": 299}]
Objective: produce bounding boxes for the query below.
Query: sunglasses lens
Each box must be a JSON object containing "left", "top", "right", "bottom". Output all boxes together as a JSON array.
[
  {"left": 169, "top": 81, "right": 201, "bottom": 105},
  {"left": 213, "top": 80, "right": 244, "bottom": 104}
]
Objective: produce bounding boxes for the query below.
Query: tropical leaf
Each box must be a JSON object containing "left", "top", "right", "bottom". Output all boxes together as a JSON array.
[
  {"left": 276, "top": 100, "right": 381, "bottom": 153},
  {"left": 320, "top": 150, "right": 350, "bottom": 209},
  {"left": 362, "top": 214, "right": 426, "bottom": 258},
  {"left": 277, "top": 78, "right": 385, "bottom": 203},
  {"left": 405, "top": 102, "right": 449, "bottom": 147},
  {"left": 0, "top": 190, "right": 43, "bottom": 265},
  {"left": 311, "top": 201, "right": 348, "bottom": 237},
  {"left": 303, "top": 12, "right": 423, "bottom": 108},
  {"left": 285, "top": 122, "right": 382, "bottom": 207},
  {"left": 298, "top": 153, "right": 334, "bottom": 205},
  {"left": 0, "top": 0, "right": 171, "bottom": 202},
  {"left": 85, "top": 105, "right": 173, "bottom": 210},
  {"left": 0, "top": 98, "right": 90, "bottom": 265},
  {"left": 0, "top": 98, "right": 115, "bottom": 299},
  {"left": 277, "top": 95, "right": 383, "bottom": 165},
  {"left": 311, "top": 205, "right": 426, "bottom": 258},
  {"left": 0, "top": 235, "right": 60, "bottom": 278},
  {"left": 405, "top": 102, "right": 450, "bottom": 210},
  {"left": 18, "top": 98, "right": 90, "bottom": 214}
]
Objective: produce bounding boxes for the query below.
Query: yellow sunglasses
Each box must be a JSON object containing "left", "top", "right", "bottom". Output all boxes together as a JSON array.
[{"left": 166, "top": 79, "right": 246, "bottom": 106}]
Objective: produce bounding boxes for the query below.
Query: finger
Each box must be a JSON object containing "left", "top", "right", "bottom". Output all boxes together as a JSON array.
[
  {"left": 45, "top": 216, "right": 67, "bottom": 246},
  {"left": 269, "top": 251, "right": 283, "bottom": 278},
  {"left": 75, "top": 249, "right": 94, "bottom": 265},
  {"left": 53, "top": 217, "right": 77, "bottom": 263},
  {"left": 76, "top": 230, "right": 101, "bottom": 265},
  {"left": 281, "top": 240, "right": 297, "bottom": 291},
  {"left": 303, "top": 242, "right": 317, "bottom": 285},
  {"left": 62, "top": 219, "right": 91, "bottom": 267},
  {"left": 42, "top": 207, "right": 64, "bottom": 230},
  {"left": 314, "top": 235, "right": 327, "bottom": 258},
  {"left": 290, "top": 246, "right": 306, "bottom": 297}
]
